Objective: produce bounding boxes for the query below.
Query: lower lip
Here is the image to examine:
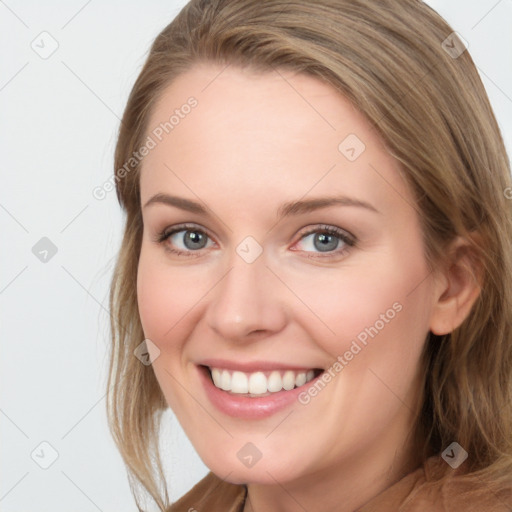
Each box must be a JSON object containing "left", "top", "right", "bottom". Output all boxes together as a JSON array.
[{"left": 197, "top": 365, "right": 322, "bottom": 419}]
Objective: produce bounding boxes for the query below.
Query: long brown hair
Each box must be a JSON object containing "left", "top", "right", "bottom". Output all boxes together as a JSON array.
[{"left": 107, "top": 0, "right": 512, "bottom": 509}]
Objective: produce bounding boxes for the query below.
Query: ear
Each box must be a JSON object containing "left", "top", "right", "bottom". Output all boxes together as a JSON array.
[{"left": 429, "top": 235, "right": 483, "bottom": 335}]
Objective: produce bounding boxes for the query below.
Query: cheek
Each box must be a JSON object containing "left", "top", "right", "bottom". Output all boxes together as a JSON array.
[
  {"left": 286, "top": 248, "right": 432, "bottom": 363},
  {"left": 136, "top": 249, "right": 207, "bottom": 411},
  {"left": 136, "top": 249, "right": 205, "bottom": 353}
]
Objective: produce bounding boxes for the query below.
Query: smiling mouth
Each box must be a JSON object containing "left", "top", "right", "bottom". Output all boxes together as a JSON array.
[{"left": 202, "top": 365, "right": 324, "bottom": 397}]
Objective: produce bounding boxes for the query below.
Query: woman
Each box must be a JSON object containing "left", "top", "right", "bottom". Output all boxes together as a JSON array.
[{"left": 106, "top": 1, "right": 512, "bottom": 510}]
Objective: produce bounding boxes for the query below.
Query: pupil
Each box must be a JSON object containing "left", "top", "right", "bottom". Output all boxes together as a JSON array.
[
  {"left": 315, "top": 233, "right": 338, "bottom": 252},
  {"left": 184, "top": 231, "right": 206, "bottom": 249}
]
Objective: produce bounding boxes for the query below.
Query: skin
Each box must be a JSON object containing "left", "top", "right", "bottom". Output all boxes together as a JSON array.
[{"left": 136, "top": 63, "right": 480, "bottom": 512}]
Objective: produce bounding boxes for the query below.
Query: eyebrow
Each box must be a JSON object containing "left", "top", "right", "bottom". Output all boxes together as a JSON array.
[{"left": 143, "top": 193, "right": 380, "bottom": 218}]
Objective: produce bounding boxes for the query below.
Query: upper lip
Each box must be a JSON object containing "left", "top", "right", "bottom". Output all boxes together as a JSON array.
[{"left": 198, "top": 358, "right": 323, "bottom": 373}]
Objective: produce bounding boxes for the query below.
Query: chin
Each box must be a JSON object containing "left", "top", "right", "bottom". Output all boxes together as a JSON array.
[{"left": 197, "top": 444, "right": 309, "bottom": 486}]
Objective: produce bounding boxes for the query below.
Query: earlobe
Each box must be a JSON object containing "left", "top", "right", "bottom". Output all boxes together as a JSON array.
[{"left": 429, "top": 235, "right": 483, "bottom": 336}]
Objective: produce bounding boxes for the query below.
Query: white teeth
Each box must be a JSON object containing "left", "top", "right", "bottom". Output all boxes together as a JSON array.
[
  {"left": 248, "top": 372, "right": 267, "bottom": 394},
  {"left": 282, "top": 371, "right": 295, "bottom": 390},
  {"left": 267, "top": 371, "right": 282, "bottom": 392},
  {"left": 220, "top": 370, "right": 231, "bottom": 391},
  {"left": 295, "top": 372, "right": 306, "bottom": 387},
  {"left": 211, "top": 368, "right": 222, "bottom": 387},
  {"left": 208, "top": 367, "right": 319, "bottom": 395},
  {"left": 231, "top": 371, "right": 248, "bottom": 393}
]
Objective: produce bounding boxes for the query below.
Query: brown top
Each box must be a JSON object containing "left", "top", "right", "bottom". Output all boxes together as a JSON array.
[{"left": 168, "top": 456, "right": 511, "bottom": 511}]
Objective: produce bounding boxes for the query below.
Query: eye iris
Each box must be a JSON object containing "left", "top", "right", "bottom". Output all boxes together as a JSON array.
[
  {"left": 184, "top": 230, "right": 207, "bottom": 250},
  {"left": 314, "top": 233, "right": 338, "bottom": 252},
  {"left": 175, "top": 229, "right": 343, "bottom": 252}
]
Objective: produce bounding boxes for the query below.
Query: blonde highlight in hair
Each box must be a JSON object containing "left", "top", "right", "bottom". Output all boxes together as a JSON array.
[{"left": 107, "top": 0, "right": 512, "bottom": 508}]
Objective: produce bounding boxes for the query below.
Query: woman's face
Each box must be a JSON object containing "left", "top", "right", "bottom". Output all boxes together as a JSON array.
[{"left": 137, "top": 63, "right": 437, "bottom": 485}]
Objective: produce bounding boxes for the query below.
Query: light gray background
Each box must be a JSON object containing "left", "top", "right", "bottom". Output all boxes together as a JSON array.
[{"left": 1, "top": 1, "right": 511, "bottom": 510}]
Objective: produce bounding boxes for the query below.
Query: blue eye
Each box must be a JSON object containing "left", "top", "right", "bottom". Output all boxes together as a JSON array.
[
  {"left": 155, "top": 223, "right": 356, "bottom": 259},
  {"left": 293, "top": 225, "right": 355, "bottom": 256},
  {"left": 157, "top": 224, "right": 214, "bottom": 256}
]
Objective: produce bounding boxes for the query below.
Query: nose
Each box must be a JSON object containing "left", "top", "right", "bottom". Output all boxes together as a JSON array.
[{"left": 205, "top": 251, "right": 288, "bottom": 342}]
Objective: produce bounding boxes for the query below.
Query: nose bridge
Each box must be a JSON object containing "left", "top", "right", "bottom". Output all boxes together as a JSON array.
[{"left": 205, "top": 246, "right": 286, "bottom": 341}]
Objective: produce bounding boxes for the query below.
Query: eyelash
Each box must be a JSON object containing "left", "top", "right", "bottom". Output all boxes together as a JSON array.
[{"left": 153, "top": 223, "right": 356, "bottom": 259}]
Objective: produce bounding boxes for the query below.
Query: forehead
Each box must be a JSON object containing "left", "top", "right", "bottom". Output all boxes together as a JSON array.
[{"left": 139, "top": 63, "right": 413, "bottom": 221}]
